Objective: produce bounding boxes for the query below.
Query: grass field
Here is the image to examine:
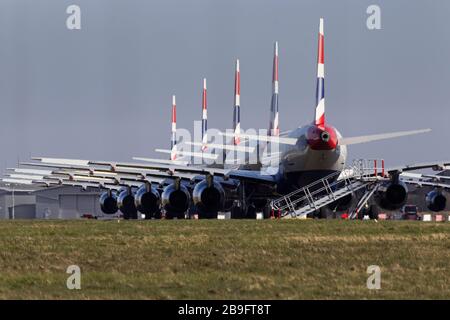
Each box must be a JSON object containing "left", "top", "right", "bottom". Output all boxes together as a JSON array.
[{"left": 0, "top": 219, "right": 448, "bottom": 299}]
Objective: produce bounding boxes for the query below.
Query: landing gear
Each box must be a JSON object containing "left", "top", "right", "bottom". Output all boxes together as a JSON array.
[
  {"left": 231, "top": 202, "right": 245, "bottom": 219},
  {"left": 313, "top": 207, "right": 333, "bottom": 219},
  {"left": 144, "top": 210, "right": 162, "bottom": 220},
  {"left": 245, "top": 204, "right": 257, "bottom": 219},
  {"left": 198, "top": 211, "right": 218, "bottom": 219},
  {"left": 165, "top": 211, "right": 186, "bottom": 219},
  {"left": 263, "top": 203, "right": 272, "bottom": 219},
  {"left": 357, "top": 204, "right": 379, "bottom": 220},
  {"left": 123, "top": 210, "right": 138, "bottom": 220},
  {"left": 368, "top": 205, "right": 379, "bottom": 220}
]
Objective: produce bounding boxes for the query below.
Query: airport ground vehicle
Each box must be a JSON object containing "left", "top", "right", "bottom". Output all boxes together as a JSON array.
[{"left": 402, "top": 205, "right": 419, "bottom": 220}]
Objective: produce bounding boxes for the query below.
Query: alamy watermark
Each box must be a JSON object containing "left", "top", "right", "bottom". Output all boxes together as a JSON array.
[
  {"left": 366, "top": 5, "right": 381, "bottom": 30},
  {"left": 66, "top": 265, "right": 81, "bottom": 290},
  {"left": 366, "top": 265, "right": 381, "bottom": 290}
]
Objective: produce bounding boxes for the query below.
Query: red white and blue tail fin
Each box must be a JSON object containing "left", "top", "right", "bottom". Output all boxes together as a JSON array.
[
  {"left": 170, "top": 95, "right": 177, "bottom": 161},
  {"left": 315, "top": 18, "right": 325, "bottom": 127},
  {"left": 233, "top": 59, "right": 241, "bottom": 145},
  {"left": 269, "top": 41, "right": 280, "bottom": 136},
  {"left": 201, "top": 78, "right": 208, "bottom": 151}
]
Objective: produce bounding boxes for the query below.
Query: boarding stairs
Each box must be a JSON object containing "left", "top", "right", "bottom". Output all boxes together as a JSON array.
[{"left": 270, "top": 159, "right": 388, "bottom": 219}]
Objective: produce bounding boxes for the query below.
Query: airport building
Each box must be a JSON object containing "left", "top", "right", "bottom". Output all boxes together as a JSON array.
[{"left": 0, "top": 183, "right": 104, "bottom": 219}]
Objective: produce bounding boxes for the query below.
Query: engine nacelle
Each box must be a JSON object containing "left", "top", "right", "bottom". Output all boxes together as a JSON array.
[
  {"left": 376, "top": 181, "right": 408, "bottom": 210},
  {"left": 117, "top": 188, "right": 138, "bottom": 218},
  {"left": 135, "top": 183, "right": 161, "bottom": 214},
  {"left": 426, "top": 190, "right": 446, "bottom": 212},
  {"left": 99, "top": 190, "right": 118, "bottom": 214},
  {"left": 161, "top": 181, "right": 191, "bottom": 214},
  {"left": 193, "top": 176, "right": 226, "bottom": 214}
]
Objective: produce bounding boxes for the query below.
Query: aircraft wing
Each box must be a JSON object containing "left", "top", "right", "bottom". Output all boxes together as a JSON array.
[
  {"left": 400, "top": 172, "right": 450, "bottom": 189},
  {"left": 24, "top": 157, "right": 279, "bottom": 186},
  {"left": 385, "top": 161, "right": 450, "bottom": 174},
  {"left": 339, "top": 129, "right": 431, "bottom": 146}
]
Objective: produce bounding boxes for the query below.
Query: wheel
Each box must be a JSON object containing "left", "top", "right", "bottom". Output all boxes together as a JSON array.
[
  {"left": 197, "top": 208, "right": 218, "bottom": 219},
  {"left": 123, "top": 210, "right": 137, "bottom": 220},
  {"left": 263, "top": 204, "right": 272, "bottom": 219},
  {"left": 177, "top": 212, "right": 186, "bottom": 219},
  {"left": 165, "top": 211, "right": 175, "bottom": 219},
  {"left": 153, "top": 211, "right": 162, "bottom": 219},
  {"left": 245, "top": 204, "right": 257, "bottom": 219},
  {"left": 369, "top": 205, "right": 379, "bottom": 220},
  {"left": 319, "top": 207, "right": 332, "bottom": 219},
  {"left": 231, "top": 203, "right": 244, "bottom": 219}
]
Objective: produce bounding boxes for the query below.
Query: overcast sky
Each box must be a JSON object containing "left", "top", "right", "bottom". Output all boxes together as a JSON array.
[{"left": 0, "top": 0, "right": 449, "bottom": 171}]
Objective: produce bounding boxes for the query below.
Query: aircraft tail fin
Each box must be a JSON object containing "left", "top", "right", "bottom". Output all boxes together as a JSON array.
[
  {"left": 201, "top": 78, "right": 208, "bottom": 151},
  {"left": 315, "top": 18, "right": 325, "bottom": 127},
  {"left": 170, "top": 95, "right": 177, "bottom": 161},
  {"left": 270, "top": 41, "right": 280, "bottom": 136},
  {"left": 233, "top": 59, "right": 241, "bottom": 145}
]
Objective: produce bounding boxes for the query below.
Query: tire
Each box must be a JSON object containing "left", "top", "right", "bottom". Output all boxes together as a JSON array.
[
  {"left": 319, "top": 207, "right": 332, "bottom": 219},
  {"left": 165, "top": 211, "right": 175, "bottom": 219},
  {"left": 263, "top": 204, "right": 272, "bottom": 219},
  {"left": 245, "top": 204, "right": 257, "bottom": 219},
  {"left": 198, "top": 210, "right": 218, "bottom": 219},
  {"left": 369, "top": 205, "right": 379, "bottom": 220},
  {"left": 144, "top": 212, "right": 153, "bottom": 220},
  {"left": 231, "top": 204, "right": 244, "bottom": 219},
  {"left": 123, "top": 210, "right": 138, "bottom": 220},
  {"left": 153, "top": 210, "right": 162, "bottom": 219}
]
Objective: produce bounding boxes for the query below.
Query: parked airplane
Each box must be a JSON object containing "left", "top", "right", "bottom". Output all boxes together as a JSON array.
[{"left": 3, "top": 18, "right": 449, "bottom": 219}]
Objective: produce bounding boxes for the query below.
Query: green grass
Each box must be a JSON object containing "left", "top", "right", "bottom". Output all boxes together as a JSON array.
[{"left": 0, "top": 219, "right": 448, "bottom": 299}]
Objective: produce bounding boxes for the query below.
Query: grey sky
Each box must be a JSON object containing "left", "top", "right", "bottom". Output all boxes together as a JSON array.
[{"left": 0, "top": 0, "right": 449, "bottom": 170}]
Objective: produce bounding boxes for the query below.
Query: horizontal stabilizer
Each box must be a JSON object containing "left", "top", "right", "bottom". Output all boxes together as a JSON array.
[
  {"left": 10, "top": 168, "right": 53, "bottom": 175},
  {"left": 132, "top": 157, "right": 190, "bottom": 166},
  {"left": 220, "top": 132, "right": 297, "bottom": 145},
  {"left": 2, "top": 178, "right": 34, "bottom": 185},
  {"left": 32, "top": 157, "right": 90, "bottom": 166},
  {"left": 340, "top": 129, "right": 431, "bottom": 146},
  {"left": 185, "top": 141, "right": 255, "bottom": 153},
  {"left": 8, "top": 174, "right": 45, "bottom": 180},
  {"left": 155, "top": 149, "right": 219, "bottom": 160}
]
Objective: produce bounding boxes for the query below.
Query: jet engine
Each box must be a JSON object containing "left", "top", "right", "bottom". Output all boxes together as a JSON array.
[
  {"left": 376, "top": 181, "right": 408, "bottom": 210},
  {"left": 117, "top": 187, "right": 138, "bottom": 219},
  {"left": 193, "top": 175, "right": 225, "bottom": 217},
  {"left": 161, "top": 179, "right": 191, "bottom": 216},
  {"left": 99, "top": 190, "right": 118, "bottom": 214},
  {"left": 426, "top": 190, "right": 447, "bottom": 212},
  {"left": 135, "top": 183, "right": 161, "bottom": 217}
]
